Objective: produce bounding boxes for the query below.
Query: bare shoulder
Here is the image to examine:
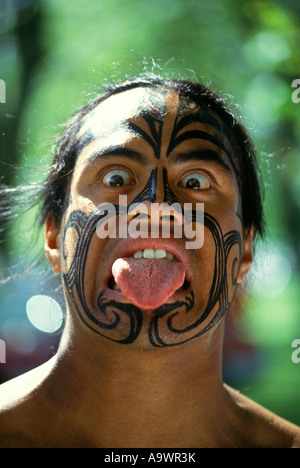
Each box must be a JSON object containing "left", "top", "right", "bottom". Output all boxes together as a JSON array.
[
  {"left": 0, "top": 359, "right": 55, "bottom": 448},
  {"left": 0, "top": 358, "right": 54, "bottom": 407},
  {"left": 227, "top": 385, "right": 300, "bottom": 448}
]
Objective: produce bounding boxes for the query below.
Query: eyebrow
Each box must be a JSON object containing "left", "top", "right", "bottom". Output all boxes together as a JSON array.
[
  {"left": 167, "top": 113, "right": 240, "bottom": 179},
  {"left": 83, "top": 145, "right": 147, "bottom": 166},
  {"left": 171, "top": 149, "right": 232, "bottom": 173}
]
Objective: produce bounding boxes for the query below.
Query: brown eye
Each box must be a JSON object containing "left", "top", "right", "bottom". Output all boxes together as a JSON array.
[
  {"left": 179, "top": 173, "right": 210, "bottom": 190},
  {"left": 102, "top": 169, "right": 134, "bottom": 187}
]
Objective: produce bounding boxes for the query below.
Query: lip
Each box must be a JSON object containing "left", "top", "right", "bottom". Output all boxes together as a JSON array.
[{"left": 103, "top": 237, "right": 193, "bottom": 298}]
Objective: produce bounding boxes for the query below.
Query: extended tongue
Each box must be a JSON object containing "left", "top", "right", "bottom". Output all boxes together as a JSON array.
[{"left": 112, "top": 257, "right": 186, "bottom": 310}]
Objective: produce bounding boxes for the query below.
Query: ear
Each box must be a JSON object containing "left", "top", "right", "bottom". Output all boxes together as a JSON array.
[
  {"left": 237, "top": 228, "right": 254, "bottom": 284},
  {"left": 45, "top": 217, "right": 61, "bottom": 274}
]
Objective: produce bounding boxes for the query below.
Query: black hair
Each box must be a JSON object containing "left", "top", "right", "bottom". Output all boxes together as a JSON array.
[{"left": 39, "top": 76, "right": 265, "bottom": 240}]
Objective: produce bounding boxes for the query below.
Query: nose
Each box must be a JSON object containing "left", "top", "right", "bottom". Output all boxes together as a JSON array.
[
  {"left": 129, "top": 167, "right": 180, "bottom": 207},
  {"left": 162, "top": 167, "right": 180, "bottom": 207},
  {"left": 131, "top": 168, "right": 158, "bottom": 206},
  {"left": 127, "top": 168, "right": 183, "bottom": 236}
]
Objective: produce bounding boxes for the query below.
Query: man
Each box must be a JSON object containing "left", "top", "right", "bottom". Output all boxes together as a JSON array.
[{"left": 0, "top": 77, "right": 299, "bottom": 447}]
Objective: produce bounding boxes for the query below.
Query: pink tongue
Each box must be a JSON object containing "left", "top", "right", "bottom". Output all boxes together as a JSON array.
[{"left": 112, "top": 258, "right": 186, "bottom": 310}]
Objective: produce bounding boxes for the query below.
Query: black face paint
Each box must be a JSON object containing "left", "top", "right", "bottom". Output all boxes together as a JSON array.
[
  {"left": 62, "top": 94, "right": 243, "bottom": 346},
  {"left": 128, "top": 115, "right": 163, "bottom": 160},
  {"left": 63, "top": 207, "right": 241, "bottom": 346},
  {"left": 147, "top": 213, "right": 242, "bottom": 347},
  {"left": 63, "top": 190, "right": 241, "bottom": 348},
  {"left": 163, "top": 167, "right": 178, "bottom": 206},
  {"left": 167, "top": 112, "right": 240, "bottom": 182},
  {"left": 130, "top": 168, "right": 158, "bottom": 205},
  {"left": 62, "top": 168, "right": 160, "bottom": 344},
  {"left": 63, "top": 208, "right": 143, "bottom": 344},
  {"left": 167, "top": 107, "right": 244, "bottom": 226}
]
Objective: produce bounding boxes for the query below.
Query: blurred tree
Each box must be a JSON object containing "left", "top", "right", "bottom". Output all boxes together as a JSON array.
[{"left": 0, "top": 0, "right": 45, "bottom": 256}]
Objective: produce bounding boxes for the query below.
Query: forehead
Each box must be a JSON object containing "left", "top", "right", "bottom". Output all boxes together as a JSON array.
[
  {"left": 77, "top": 86, "right": 228, "bottom": 140},
  {"left": 74, "top": 86, "right": 236, "bottom": 173},
  {"left": 77, "top": 87, "right": 169, "bottom": 142}
]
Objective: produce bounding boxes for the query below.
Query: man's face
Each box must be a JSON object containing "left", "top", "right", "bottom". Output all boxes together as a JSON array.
[{"left": 59, "top": 87, "right": 252, "bottom": 348}]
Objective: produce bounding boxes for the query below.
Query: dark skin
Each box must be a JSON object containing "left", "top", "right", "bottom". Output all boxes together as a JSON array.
[{"left": 0, "top": 88, "right": 299, "bottom": 448}]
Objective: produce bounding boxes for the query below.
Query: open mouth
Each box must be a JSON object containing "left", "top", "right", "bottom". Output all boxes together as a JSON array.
[{"left": 105, "top": 246, "right": 192, "bottom": 309}]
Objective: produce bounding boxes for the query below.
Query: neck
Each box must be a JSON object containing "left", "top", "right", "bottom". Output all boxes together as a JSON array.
[{"left": 44, "top": 319, "right": 241, "bottom": 447}]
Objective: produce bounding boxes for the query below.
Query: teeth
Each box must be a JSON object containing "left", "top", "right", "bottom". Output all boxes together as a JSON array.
[
  {"left": 133, "top": 249, "right": 174, "bottom": 260},
  {"left": 166, "top": 251, "right": 174, "bottom": 261},
  {"left": 133, "top": 250, "right": 143, "bottom": 258},
  {"left": 155, "top": 249, "right": 167, "bottom": 259},
  {"left": 143, "top": 248, "right": 155, "bottom": 259}
]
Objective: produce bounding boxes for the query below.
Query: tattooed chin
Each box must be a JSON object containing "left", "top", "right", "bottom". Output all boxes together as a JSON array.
[{"left": 62, "top": 206, "right": 241, "bottom": 348}]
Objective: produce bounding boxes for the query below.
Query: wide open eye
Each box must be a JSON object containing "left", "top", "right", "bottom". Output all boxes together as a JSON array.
[
  {"left": 102, "top": 169, "right": 135, "bottom": 187},
  {"left": 179, "top": 172, "right": 211, "bottom": 190}
]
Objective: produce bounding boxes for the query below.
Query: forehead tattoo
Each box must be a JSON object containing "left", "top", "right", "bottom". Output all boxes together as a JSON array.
[
  {"left": 128, "top": 104, "right": 240, "bottom": 178},
  {"left": 77, "top": 89, "right": 239, "bottom": 182},
  {"left": 75, "top": 87, "right": 168, "bottom": 159}
]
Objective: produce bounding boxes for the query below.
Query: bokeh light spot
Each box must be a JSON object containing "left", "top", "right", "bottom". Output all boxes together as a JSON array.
[{"left": 26, "top": 295, "right": 64, "bottom": 334}]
